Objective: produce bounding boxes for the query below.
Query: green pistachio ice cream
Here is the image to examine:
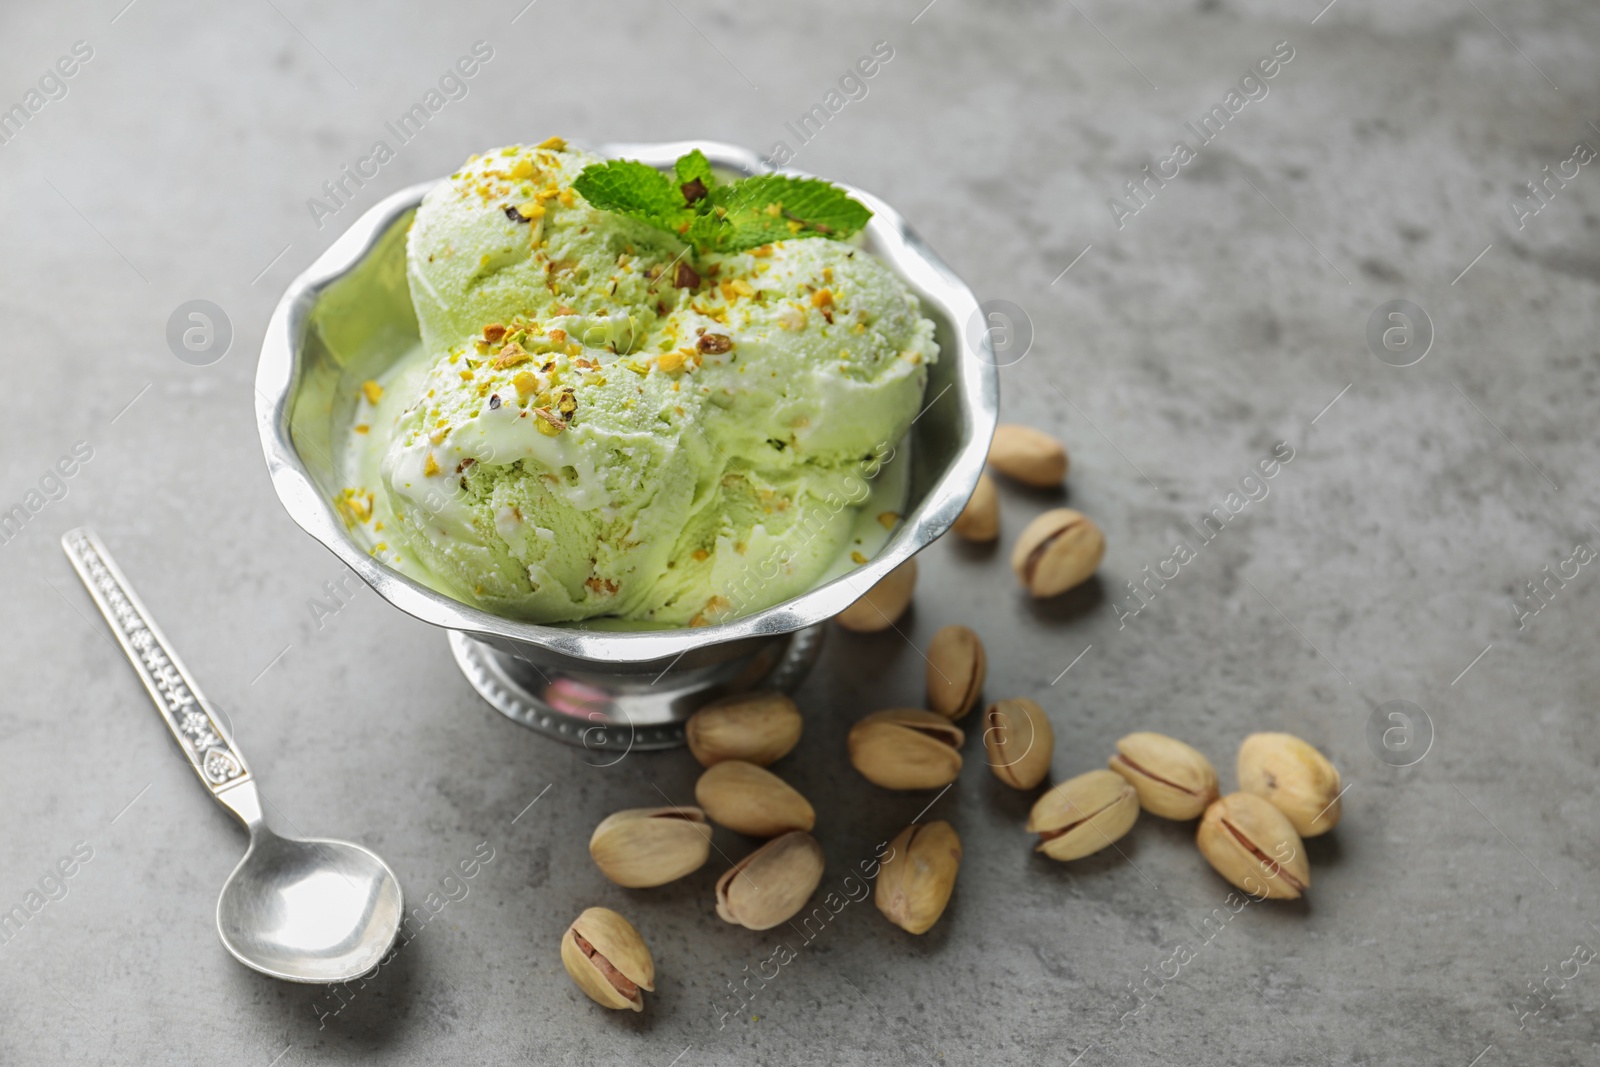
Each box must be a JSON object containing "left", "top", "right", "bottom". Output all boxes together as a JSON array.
[{"left": 371, "top": 140, "right": 937, "bottom": 626}]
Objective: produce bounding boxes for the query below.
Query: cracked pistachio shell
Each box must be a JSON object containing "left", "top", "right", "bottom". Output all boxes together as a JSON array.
[
  {"left": 952, "top": 472, "right": 1000, "bottom": 541},
  {"left": 847, "top": 709, "right": 964, "bottom": 790},
  {"left": 1196, "top": 792, "right": 1310, "bottom": 900},
  {"left": 686, "top": 691, "right": 802, "bottom": 768},
  {"left": 588, "top": 806, "right": 711, "bottom": 888},
  {"left": 875, "top": 821, "right": 962, "bottom": 935},
  {"left": 1010, "top": 509, "right": 1105, "bottom": 597},
  {"left": 982, "top": 698, "right": 1055, "bottom": 790},
  {"left": 836, "top": 558, "right": 917, "bottom": 632},
  {"left": 695, "top": 760, "right": 815, "bottom": 837},
  {"left": 989, "top": 424, "right": 1069, "bottom": 487},
  {"left": 1237, "top": 733, "right": 1342, "bottom": 837},
  {"left": 926, "top": 625, "right": 987, "bottom": 720},
  {"left": 715, "top": 831, "right": 826, "bottom": 931},
  {"left": 1109, "top": 732, "right": 1220, "bottom": 820},
  {"left": 1027, "top": 769, "right": 1139, "bottom": 861},
  {"left": 561, "top": 907, "right": 654, "bottom": 1012}
]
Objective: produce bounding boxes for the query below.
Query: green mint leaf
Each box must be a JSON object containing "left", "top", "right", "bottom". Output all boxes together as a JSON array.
[
  {"left": 571, "top": 159, "right": 692, "bottom": 232},
  {"left": 673, "top": 149, "right": 716, "bottom": 196},
  {"left": 705, "top": 174, "right": 872, "bottom": 253},
  {"left": 682, "top": 211, "right": 728, "bottom": 250}
]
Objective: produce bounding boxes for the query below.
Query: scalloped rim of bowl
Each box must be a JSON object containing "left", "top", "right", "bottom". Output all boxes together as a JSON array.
[{"left": 255, "top": 140, "right": 998, "bottom": 665}]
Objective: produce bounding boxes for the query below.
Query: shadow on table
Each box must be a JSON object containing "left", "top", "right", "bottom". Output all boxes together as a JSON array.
[
  {"left": 1303, "top": 830, "right": 1342, "bottom": 867},
  {"left": 1022, "top": 574, "right": 1105, "bottom": 626},
  {"left": 250, "top": 932, "right": 425, "bottom": 1052},
  {"left": 946, "top": 532, "right": 1000, "bottom": 563},
  {"left": 1002, "top": 481, "right": 1071, "bottom": 508}
]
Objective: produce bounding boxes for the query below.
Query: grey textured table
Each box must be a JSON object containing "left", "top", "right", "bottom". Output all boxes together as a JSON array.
[{"left": 3, "top": 0, "right": 1597, "bottom": 1063}]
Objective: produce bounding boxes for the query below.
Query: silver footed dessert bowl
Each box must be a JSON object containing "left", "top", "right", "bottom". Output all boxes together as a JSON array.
[{"left": 256, "top": 138, "right": 997, "bottom": 748}]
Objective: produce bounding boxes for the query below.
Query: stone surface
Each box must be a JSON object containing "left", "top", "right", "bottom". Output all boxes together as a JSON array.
[{"left": 1, "top": 0, "right": 1597, "bottom": 1063}]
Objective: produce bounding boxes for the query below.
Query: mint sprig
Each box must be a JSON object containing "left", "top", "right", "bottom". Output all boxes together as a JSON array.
[{"left": 572, "top": 150, "right": 871, "bottom": 255}]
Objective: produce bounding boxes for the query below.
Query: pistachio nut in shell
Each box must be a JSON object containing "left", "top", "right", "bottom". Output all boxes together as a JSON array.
[
  {"left": 875, "top": 821, "right": 962, "bottom": 935},
  {"left": 715, "top": 831, "right": 826, "bottom": 930},
  {"left": 1236, "top": 732, "right": 1342, "bottom": 837},
  {"left": 1196, "top": 792, "right": 1310, "bottom": 900},
  {"left": 836, "top": 558, "right": 917, "bottom": 632},
  {"left": 926, "top": 625, "right": 986, "bottom": 720},
  {"left": 951, "top": 472, "right": 1000, "bottom": 541},
  {"left": 1027, "top": 769, "right": 1139, "bottom": 861},
  {"left": 1011, "top": 509, "right": 1105, "bottom": 597},
  {"left": 1108, "top": 732, "right": 1219, "bottom": 820},
  {"left": 982, "top": 698, "right": 1055, "bottom": 790},
  {"left": 695, "top": 760, "right": 815, "bottom": 837},
  {"left": 561, "top": 907, "right": 655, "bottom": 1012},
  {"left": 847, "top": 708, "right": 964, "bottom": 790},
  {"left": 988, "top": 424, "right": 1069, "bottom": 487},
  {"left": 685, "top": 691, "right": 802, "bottom": 767},
  {"left": 588, "top": 806, "right": 711, "bottom": 888}
]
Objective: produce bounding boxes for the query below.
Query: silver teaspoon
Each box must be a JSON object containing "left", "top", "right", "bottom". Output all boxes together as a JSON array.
[{"left": 63, "top": 528, "right": 403, "bottom": 984}]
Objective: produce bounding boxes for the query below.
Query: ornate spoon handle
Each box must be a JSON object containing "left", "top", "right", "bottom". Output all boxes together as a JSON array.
[{"left": 62, "top": 528, "right": 254, "bottom": 798}]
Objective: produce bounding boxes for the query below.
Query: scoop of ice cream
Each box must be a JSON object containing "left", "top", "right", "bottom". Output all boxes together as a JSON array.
[
  {"left": 678, "top": 238, "right": 937, "bottom": 465},
  {"left": 380, "top": 340, "right": 716, "bottom": 621},
  {"left": 378, "top": 142, "right": 936, "bottom": 626},
  {"left": 406, "top": 141, "right": 688, "bottom": 358}
]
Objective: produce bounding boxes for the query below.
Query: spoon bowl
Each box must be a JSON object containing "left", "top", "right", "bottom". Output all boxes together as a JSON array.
[{"left": 218, "top": 828, "right": 404, "bottom": 984}]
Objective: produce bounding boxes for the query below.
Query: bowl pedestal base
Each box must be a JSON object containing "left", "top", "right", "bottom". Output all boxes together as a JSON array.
[{"left": 446, "top": 626, "right": 825, "bottom": 751}]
